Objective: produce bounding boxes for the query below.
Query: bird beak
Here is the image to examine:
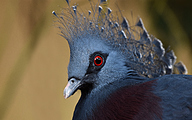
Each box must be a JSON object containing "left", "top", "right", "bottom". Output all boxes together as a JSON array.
[{"left": 63, "top": 78, "right": 81, "bottom": 99}]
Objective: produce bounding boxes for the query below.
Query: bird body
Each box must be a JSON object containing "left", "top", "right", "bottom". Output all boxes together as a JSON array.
[
  {"left": 73, "top": 77, "right": 161, "bottom": 120},
  {"left": 53, "top": 0, "right": 192, "bottom": 119},
  {"left": 73, "top": 75, "right": 192, "bottom": 120}
]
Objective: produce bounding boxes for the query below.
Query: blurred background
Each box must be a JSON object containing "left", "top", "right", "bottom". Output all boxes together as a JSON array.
[{"left": 0, "top": 0, "right": 191, "bottom": 120}]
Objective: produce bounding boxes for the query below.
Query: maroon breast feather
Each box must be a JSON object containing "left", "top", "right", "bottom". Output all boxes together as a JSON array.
[{"left": 91, "top": 80, "right": 162, "bottom": 120}]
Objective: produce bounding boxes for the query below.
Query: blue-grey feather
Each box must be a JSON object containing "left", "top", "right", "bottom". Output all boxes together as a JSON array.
[
  {"left": 98, "top": 6, "right": 102, "bottom": 14},
  {"left": 154, "top": 75, "right": 192, "bottom": 120},
  {"left": 100, "top": 0, "right": 107, "bottom": 4},
  {"left": 107, "top": 7, "right": 112, "bottom": 15},
  {"left": 152, "top": 38, "right": 165, "bottom": 58},
  {"left": 88, "top": 10, "right": 91, "bottom": 15},
  {"left": 66, "top": 0, "right": 69, "bottom": 5},
  {"left": 174, "top": 62, "right": 188, "bottom": 74},
  {"left": 140, "top": 29, "right": 152, "bottom": 45},
  {"left": 53, "top": 1, "right": 188, "bottom": 79},
  {"left": 136, "top": 18, "right": 144, "bottom": 28},
  {"left": 114, "top": 22, "right": 119, "bottom": 28},
  {"left": 120, "top": 30, "right": 127, "bottom": 39},
  {"left": 121, "top": 17, "right": 130, "bottom": 31}
]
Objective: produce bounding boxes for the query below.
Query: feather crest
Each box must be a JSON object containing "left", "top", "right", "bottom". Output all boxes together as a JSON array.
[{"left": 53, "top": 1, "right": 187, "bottom": 77}]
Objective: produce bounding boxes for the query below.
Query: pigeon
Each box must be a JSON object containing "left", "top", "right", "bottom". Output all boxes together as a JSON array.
[{"left": 53, "top": 0, "right": 192, "bottom": 120}]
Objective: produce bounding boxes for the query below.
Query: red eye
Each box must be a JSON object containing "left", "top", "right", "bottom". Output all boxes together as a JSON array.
[{"left": 94, "top": 55, "right": 103, "bottom": 66}]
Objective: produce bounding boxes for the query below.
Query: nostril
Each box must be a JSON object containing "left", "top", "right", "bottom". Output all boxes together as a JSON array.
[
  {"left": 68, "top": 77, "right": 80, "bottom": 84},
  {"left": 71, "top": 80, "right": 75, "bottom": 83}
]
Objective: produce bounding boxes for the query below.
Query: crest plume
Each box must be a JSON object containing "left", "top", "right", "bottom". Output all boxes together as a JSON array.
[{"left": 53, "top": 0, "right": 187, "bottom": 78}]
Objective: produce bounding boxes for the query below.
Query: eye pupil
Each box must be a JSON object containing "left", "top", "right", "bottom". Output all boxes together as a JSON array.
[
  {"left": 95, "top": 58, "right": 101, "bottom": 64},
  {"left": 94, "top": 56, "right": 103, "bottom": 66}
]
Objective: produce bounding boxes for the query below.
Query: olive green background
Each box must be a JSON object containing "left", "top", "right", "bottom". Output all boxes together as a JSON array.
[{"left": 0, "top": 0, "right": 191, "bottom": 120}]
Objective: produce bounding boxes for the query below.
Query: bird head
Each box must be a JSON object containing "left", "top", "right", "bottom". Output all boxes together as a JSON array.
[
  {"left": 64, "top": 34, "right": 129, "bottom": 98},
  {"left": 52, "top": 0, "right": 187, "bottom": 99}
]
